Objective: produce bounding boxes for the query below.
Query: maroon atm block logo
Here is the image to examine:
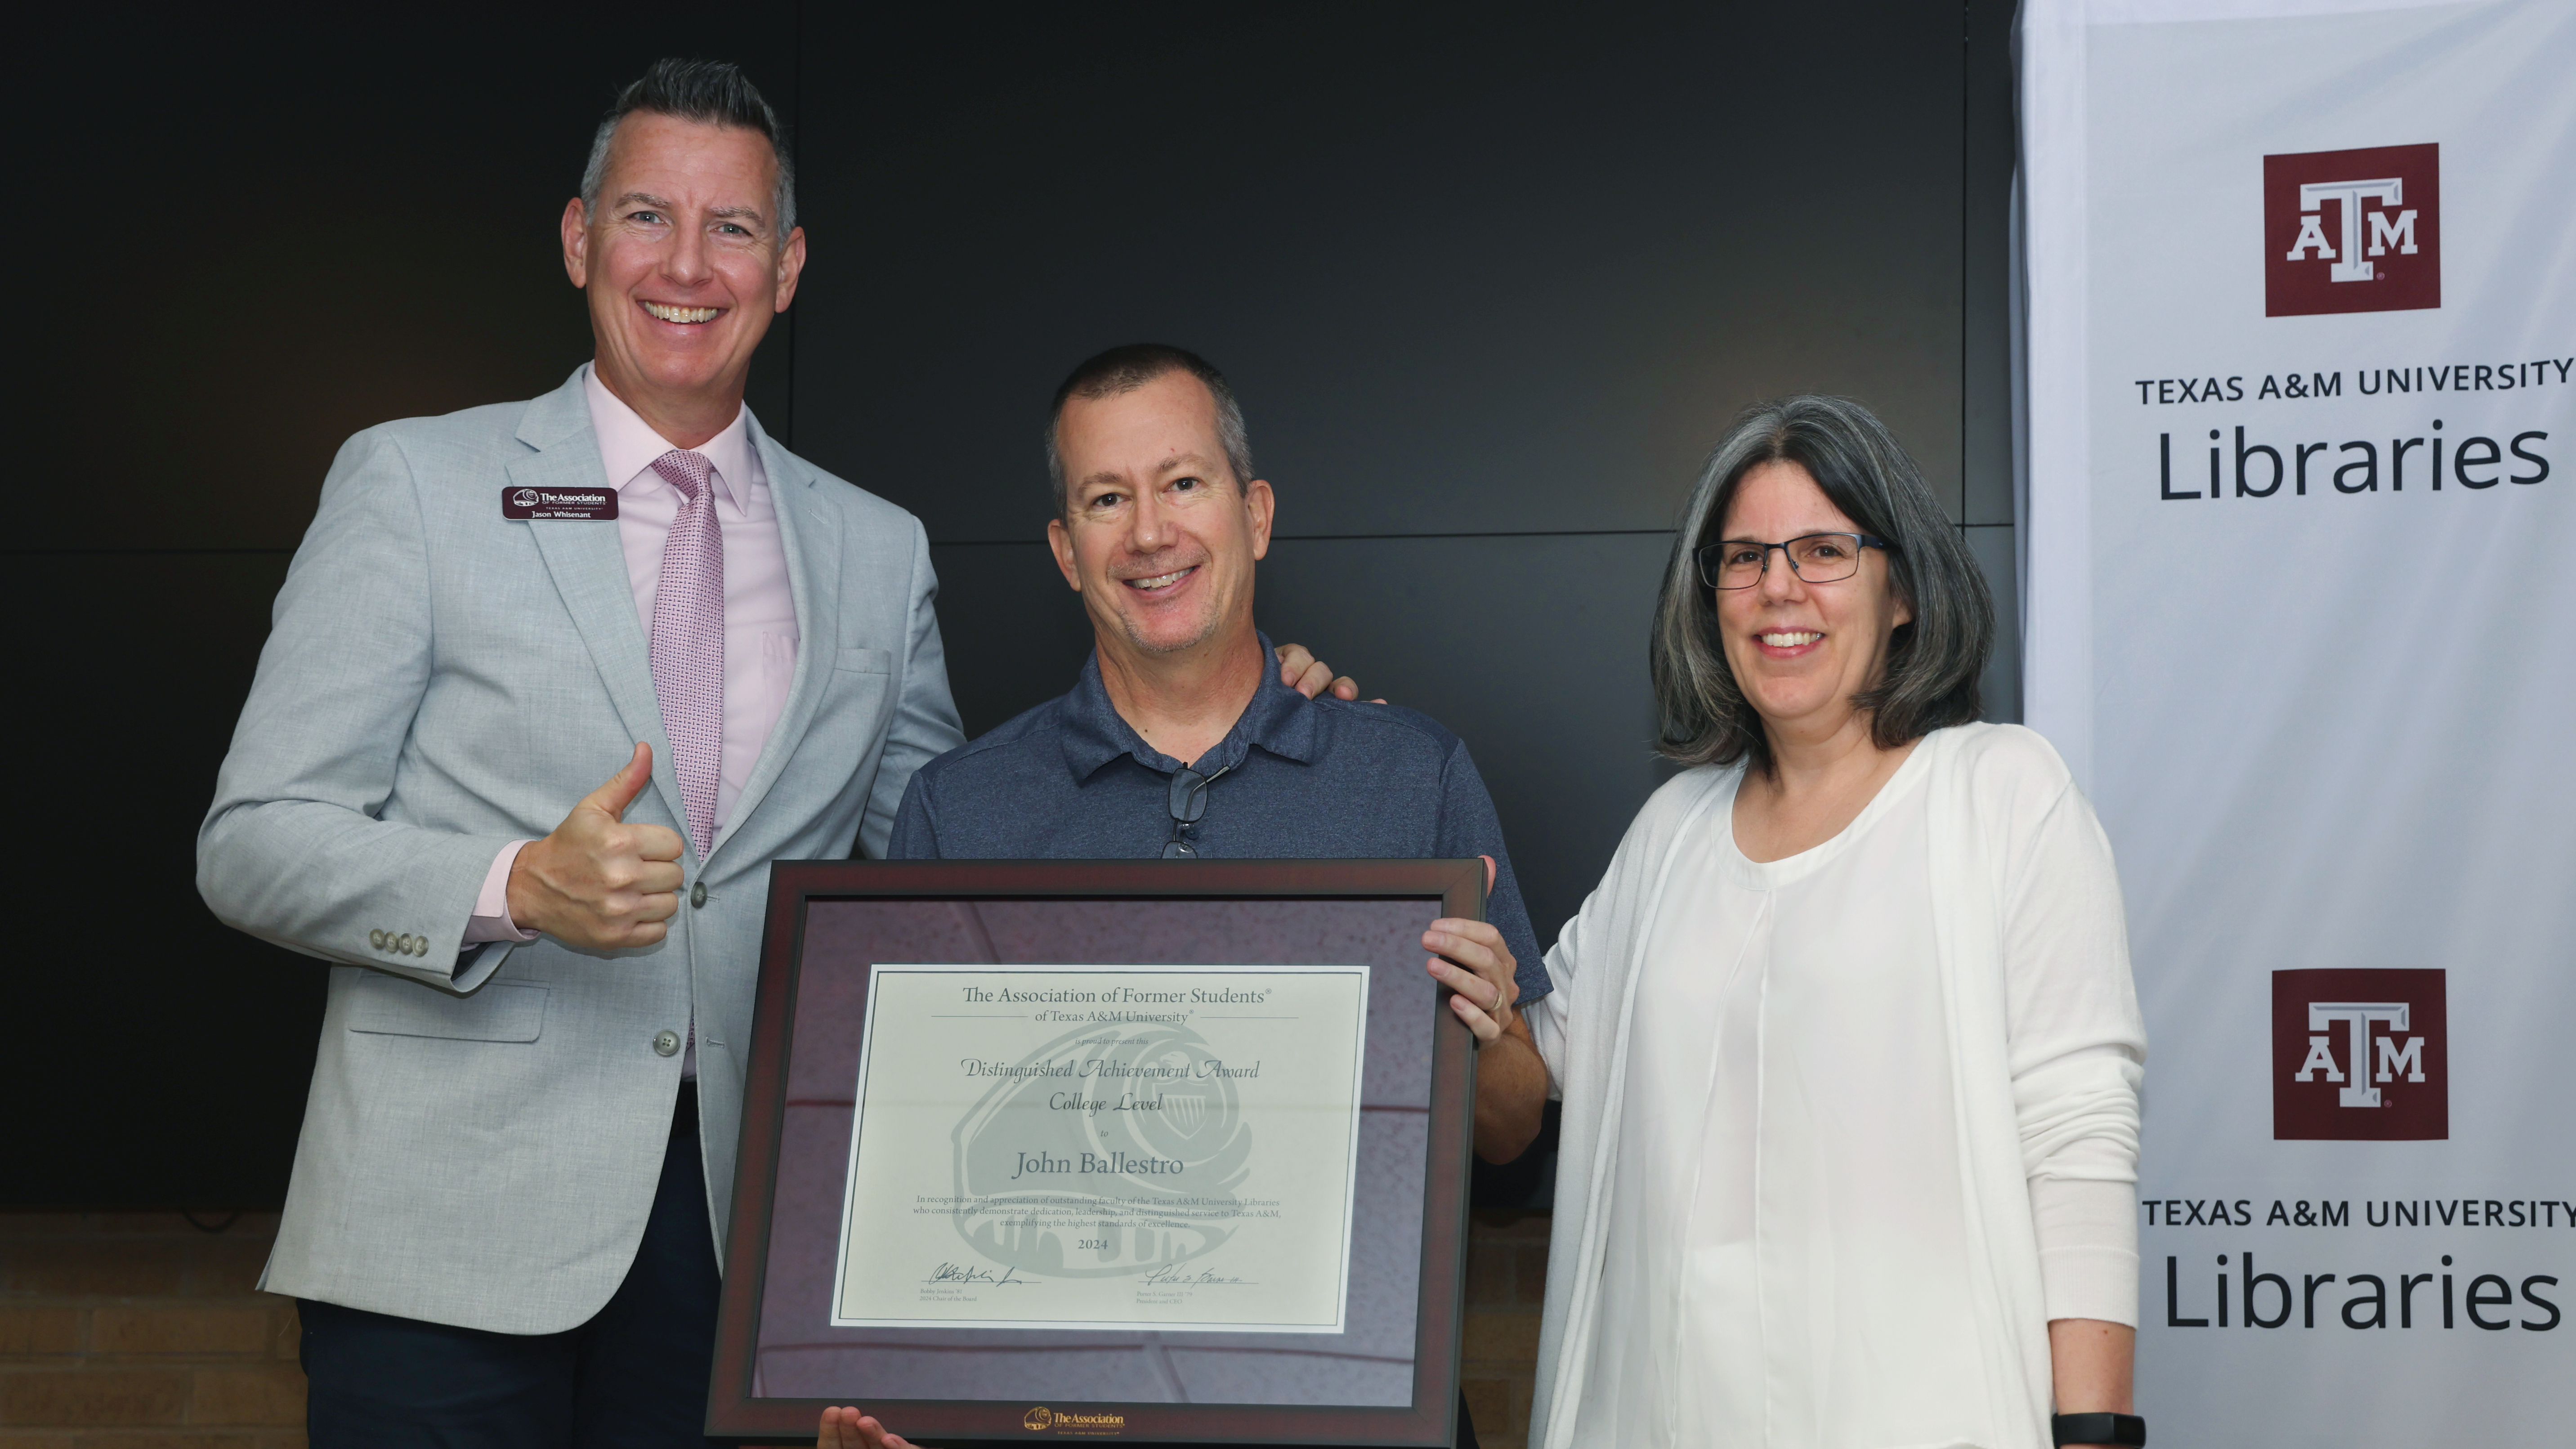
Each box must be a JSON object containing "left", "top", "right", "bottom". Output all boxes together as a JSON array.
[
  {"left": 2272, "top": 969, "right": 2447, "bottom": 1140},
  {"left": 2264, "top": 143, "right": 2440, "bottom": 317}
]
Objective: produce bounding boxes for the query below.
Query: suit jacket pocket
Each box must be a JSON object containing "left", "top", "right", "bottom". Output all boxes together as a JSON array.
[
  {"left": 346, "top": 975, "right": 548, "bottom": 1042},
  {"left": 834, "top": 646, "right": 893, "bottom": 675}
]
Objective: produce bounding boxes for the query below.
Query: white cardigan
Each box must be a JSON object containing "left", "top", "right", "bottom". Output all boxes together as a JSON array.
[{"left": 1525, "top": 724, "right": 2147, "bottom": 1449}]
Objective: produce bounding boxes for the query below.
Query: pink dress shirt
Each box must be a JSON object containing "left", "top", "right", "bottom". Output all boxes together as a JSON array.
[{"left": 464, "top": 365, "right": 801, "bottom": 948}]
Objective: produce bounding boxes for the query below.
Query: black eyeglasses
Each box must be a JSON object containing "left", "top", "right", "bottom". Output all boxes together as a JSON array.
[
  {"left": 1695, "top": 532, "right": 1891, "bottom": 589},
  {"left": 1163, "top": 765, "right": 1231, "bottom": 858}
]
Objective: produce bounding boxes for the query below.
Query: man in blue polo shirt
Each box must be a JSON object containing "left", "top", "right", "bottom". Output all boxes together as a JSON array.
[
  {"left": 823, "top": 344, "right": 1550, "bottom": 1449},
  {"left": 886, "top": 344, "right": 1547, "bottom": 1019}
]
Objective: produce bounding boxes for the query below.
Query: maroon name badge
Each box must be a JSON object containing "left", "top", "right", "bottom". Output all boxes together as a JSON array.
[{"left": 503, "top": 486, "right": 620, "bottom": 520}]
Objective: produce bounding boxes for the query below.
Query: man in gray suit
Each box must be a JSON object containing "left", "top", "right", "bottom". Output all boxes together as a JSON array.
[
  {"left": 196, "top": 59, "right": 927, "bottom": 1447},
  {"left": 198, "top": 60, "right": 1349, "bottom": 1446}
]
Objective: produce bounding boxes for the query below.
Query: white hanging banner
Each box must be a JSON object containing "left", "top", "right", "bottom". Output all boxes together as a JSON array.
[{"left": 2017, "top": 0, "right": 2575, "bottom": 1441}]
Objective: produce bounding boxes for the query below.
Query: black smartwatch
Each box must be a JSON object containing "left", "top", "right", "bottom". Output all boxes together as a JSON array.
[{"left": 2051, "top": 1412, "right": 2146, "bottom": 1446}]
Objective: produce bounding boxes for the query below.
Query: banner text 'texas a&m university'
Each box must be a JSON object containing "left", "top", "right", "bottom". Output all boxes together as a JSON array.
[{"left": 2018, "top": 1, "right": 2573, "bottom": 1442}]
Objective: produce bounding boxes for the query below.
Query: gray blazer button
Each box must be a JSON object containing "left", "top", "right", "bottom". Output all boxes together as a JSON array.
[
  {"left": 370, "top": 929, "right": 386, "bottom": 950},
  {"left": 412, "top": 937, "right": 429, "bottom": 957},
  {"left": 396, "top": 934, "right": 415, "bottom": 954},
  {"left": 653, "top": 1029, "right": 681, "bottom": 1057},
  {"left": 690, "top": 881, "right": 708, "bottom": 908}
]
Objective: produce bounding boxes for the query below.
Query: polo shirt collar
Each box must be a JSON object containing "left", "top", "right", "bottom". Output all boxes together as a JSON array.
[
  {"left": 1057, "top": 631, "right": 1320, "bottom": 783},
  {"left": 581, "top": 362, "right": 760, "bottom": 510}
]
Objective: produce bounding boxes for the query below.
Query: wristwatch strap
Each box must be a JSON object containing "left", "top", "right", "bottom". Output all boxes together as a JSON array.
[{"left": 2052, "top": 1412, "right": 2147, "bottom": 1446}]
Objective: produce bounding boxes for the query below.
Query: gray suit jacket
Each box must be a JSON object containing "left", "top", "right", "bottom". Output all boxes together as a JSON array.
[{"left": 198, "top": 370, "right": 964, "bottom": 1333}]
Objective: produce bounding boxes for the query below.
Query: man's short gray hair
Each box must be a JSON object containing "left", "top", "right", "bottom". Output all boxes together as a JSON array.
[
  {"left": 1650, "top": 394, "right": 1993, "bottom": 776},
  {"left": 1045, "top": 344, "right": 1256, "bottom": 516},
  {"left": 579, "top": 59, "right": 796, "bottom": 238}
]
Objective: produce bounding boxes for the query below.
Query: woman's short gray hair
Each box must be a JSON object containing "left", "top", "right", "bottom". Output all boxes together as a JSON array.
[
  {"left": 580, "top": 59, "right": 796, "bottom": 237},
  {"left": 1650, "top": 395, "right": 1992, "bottom": 774}
]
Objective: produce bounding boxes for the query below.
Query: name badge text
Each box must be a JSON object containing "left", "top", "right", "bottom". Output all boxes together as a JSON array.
[{"left": 503, "top": 487, "right": 619, "bottom": 520}]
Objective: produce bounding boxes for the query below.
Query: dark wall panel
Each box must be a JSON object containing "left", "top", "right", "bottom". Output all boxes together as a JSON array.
[
  {"left": 29, "top": 4, "right": 800, "bottom": 554},
  {"left": 10, "top": 2, "right": 2013, "bottom": 1207},
  {"left": 13, "top": 555, "right": 317, "bottom": 1204},
  {"left": 1967, "top": 523, "right": 2023, "bottom": 723},
  {"left": 789, "top": 3, "right": 1967, "bottom": 543},
  {"left": 1967, "top": 0, "right": 2022, "bottom": 531}
]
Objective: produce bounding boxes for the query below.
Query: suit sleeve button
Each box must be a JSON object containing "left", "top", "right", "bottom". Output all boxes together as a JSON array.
[
  {"left": 690, "top": 882, "right": 708, "bottom": 909},
  {"left": 653, "top": 1030, "right": 681, "bottom": 1057},
  {"left": 370, "top": 930, "right": 386, "bottom": 950}
]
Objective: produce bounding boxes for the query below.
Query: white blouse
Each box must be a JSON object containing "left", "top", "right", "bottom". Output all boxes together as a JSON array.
[{"left": 1537, "top": 732, "right": 2142, "bottom": 1448}]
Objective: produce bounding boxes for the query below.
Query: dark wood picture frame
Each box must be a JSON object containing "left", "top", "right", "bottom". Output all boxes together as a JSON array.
[{"left": 709, "top": 859, "right": 1486, "bottom": 1446}]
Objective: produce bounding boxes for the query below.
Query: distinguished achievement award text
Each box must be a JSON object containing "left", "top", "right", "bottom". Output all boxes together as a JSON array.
[{"left": 829, "top": 965, "right": 1370, "bottom": 1334}]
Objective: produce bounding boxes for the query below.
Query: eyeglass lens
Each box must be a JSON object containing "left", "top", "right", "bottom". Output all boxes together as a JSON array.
[
  {"left": 1699, "top": 533, "right": 1867, "bottom": 589},
  {"left": 1163, "top": 768, "right": 1216, "bottom": 859}
]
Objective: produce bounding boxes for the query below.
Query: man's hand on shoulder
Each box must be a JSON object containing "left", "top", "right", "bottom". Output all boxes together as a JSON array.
[
  {"left": 505, "top": 743, "right": 686, "bottom": 950},
  {"left": 1273, "top": 642, "right": 1382, "bottom": 703}
]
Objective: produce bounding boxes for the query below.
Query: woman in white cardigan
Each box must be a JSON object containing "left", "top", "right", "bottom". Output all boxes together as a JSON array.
[{"left": 1465, "top": 396, "right": 2148, "bottom": 1449}]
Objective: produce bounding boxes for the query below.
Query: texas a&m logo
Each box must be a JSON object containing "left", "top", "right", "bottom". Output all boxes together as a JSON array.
[
  {"left": 2272, "top": 969, "right": 2446, "bottom": 1140},
  {"left": 2264, "top": 143, "right": 2440, "bottom": 317}
]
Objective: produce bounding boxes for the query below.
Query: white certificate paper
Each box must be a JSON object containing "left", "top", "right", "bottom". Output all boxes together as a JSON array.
[{"left": 829, "top": 965, "right": 1371, "bottom": 1334}]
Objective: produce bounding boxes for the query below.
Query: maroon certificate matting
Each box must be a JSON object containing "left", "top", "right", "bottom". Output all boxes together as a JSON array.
[{"left": 709, "top": 860, "right": 1481, "bottom": 1447}]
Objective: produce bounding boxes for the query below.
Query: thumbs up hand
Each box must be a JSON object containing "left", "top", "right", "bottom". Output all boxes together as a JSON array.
[{"left": 505, "top": 743, "right": 688, "bottom": 951}]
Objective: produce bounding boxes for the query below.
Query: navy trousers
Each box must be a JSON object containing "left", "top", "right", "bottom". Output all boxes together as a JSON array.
[{"left": 300, "top": 1083, "right": 722, "bottom": 1449}]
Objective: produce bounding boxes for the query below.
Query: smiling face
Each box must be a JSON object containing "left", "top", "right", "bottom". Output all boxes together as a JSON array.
[
  {"left": 560, "top": 112, "right": 804, "bottom": 440},
  {"left": 1712, "top": 459, "right": 1913, "bottom": 743},
  {"left": 1046, "top": 370, "right": 1274, "bottom": 665}
]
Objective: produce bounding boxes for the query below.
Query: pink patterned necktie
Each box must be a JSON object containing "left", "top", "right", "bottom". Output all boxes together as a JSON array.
[{"left": 648, "top": 450, "right": 724, "bottom": 859}]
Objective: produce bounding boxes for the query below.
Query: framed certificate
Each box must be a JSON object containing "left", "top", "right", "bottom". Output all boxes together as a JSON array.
[{"left": 708, "top": 860, "right": 1485, "bottom": 1447}]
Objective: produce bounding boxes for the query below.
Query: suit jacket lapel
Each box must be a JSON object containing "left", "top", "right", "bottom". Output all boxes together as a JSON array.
[
  {"left": 704, "top": 420, "right": 841, "bottom": 872},
  {"left": 511, "top": 376, "right": 691, "bottom": 839}
]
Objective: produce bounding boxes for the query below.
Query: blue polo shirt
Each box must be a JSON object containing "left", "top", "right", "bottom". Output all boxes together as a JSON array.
[{"left": 886, "top": 634, "right": 1550, "bottom": 1005}]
